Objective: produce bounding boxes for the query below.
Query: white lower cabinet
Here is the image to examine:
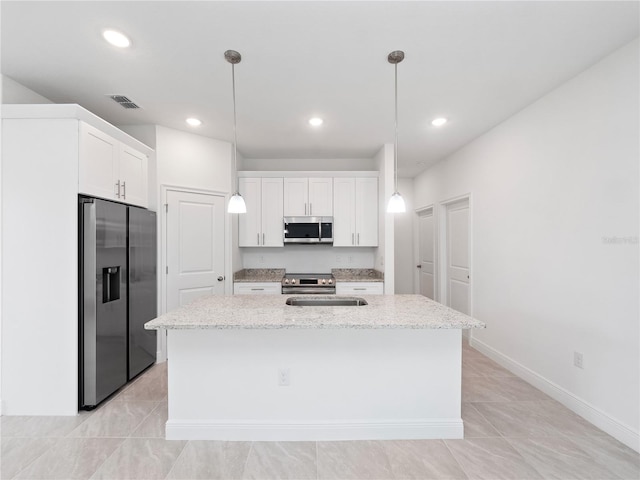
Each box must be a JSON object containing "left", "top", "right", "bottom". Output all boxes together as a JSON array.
[
  {"left": 234, "top": 282, "right": 282, "bottom": 295},
  {"left": 336, "top": 282, "right": 384, "bottom": 295}
]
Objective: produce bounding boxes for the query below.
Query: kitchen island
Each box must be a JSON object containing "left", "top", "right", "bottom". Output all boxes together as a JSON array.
[{"left": 145, "top": 294, "right": 485, "bottom": 441}]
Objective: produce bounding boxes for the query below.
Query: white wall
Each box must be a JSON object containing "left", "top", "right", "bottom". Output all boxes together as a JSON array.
[
  {"left": 156, "top": 126, "right": 232, "bottom": 194},
  {"left": 242, "top": 158, "right": 376, "bottom": 171},
  {"left": 394, "top": 177, "right": 415, "bottom": 294},
  {"left": 375, "top": 144, "right": 395, "bottom": 293},
  {"left": 412, "top": 39, "right": 639, "bottom": 449},
  {"left": 242, "top": 245, "right": 375, "bottom": 272},
  {"left": 1, "top": 75, "right": 53, "bottom": 104}
]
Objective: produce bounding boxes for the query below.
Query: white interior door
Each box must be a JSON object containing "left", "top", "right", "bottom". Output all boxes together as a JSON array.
[
  {"left": 446, "top": 199, "right": 470, "bottom": 314},
  {"left": 166, "top": 190, "right": 225, "bottom": 311},
  {"left": 418, "top": 209, "right": 436, "bottom": 299}
]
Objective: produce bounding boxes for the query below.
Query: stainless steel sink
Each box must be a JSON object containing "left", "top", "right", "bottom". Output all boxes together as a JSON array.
[{"left": 285, "top": 297, "right": 368, "bottom": 306}]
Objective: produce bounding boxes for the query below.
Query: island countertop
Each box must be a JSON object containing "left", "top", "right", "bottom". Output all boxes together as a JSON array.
[{"left": 145, "top": 294, "right": 485, "bottom": 330}]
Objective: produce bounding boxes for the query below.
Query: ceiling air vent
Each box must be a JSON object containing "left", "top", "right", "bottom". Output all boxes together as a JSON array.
[{"left": 108, "top": 95, "right": 140, "bottom": 109}]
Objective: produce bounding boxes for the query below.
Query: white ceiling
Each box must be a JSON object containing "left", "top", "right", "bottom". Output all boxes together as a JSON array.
[{"left": 2, "top": 1, "right": 638, "bottom": 177}]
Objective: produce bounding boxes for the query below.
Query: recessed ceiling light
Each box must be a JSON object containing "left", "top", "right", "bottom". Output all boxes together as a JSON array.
[
  {"left": 308, "top": 117, "right": 323, "bottom": 127},
  {"left": 186, "top": 118, "right": 202, "bottom": 127},
  {"left": 431, "top": 117, "right": 448, "bottom": 127},
  {"left": 102, "top": 29, "right": 131, "bottom": 48}
]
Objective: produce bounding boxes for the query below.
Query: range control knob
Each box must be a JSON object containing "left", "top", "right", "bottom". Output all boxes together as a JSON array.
[
  {"left": 328, "top": 279, "right": 333, "bottom": 284},
  {"left": 291, "top": 279, "right": 296, "bottom": 284},
  {"left": 284, "top": 279, "right": 289, "bottom": 284},
  {"left": 321, "top": 279, "right": 326, "bottom": 284}
]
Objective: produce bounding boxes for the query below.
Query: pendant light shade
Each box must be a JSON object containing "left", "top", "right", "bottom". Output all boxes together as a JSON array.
[
  {"left": 225, "top": 49, "right": 246, "bottom": 214},
  {"left": 387, "top": 192, "right": 406, "bottom": 213},
  {"left": 386, "top": 50, "right": 406, "bottom": 214},
  {"left": 228, "top": 192, "right": 247, "bottom": 213}
]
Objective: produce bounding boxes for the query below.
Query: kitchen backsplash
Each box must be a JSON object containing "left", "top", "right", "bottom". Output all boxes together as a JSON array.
[{"left": 242, "top": 245, "right": 376, "bottom": 273}]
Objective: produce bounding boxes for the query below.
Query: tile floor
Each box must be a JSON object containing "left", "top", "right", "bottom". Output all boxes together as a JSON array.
[{"left": 1, "top": 340, "right": 638, "bottom": 479}]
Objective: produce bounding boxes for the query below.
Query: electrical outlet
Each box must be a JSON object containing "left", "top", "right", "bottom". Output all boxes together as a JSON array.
[
  {"left": 278, "top": 368, "right": 290, "bottom": 386},
  {"left": 573, "top": 351, "right": 584, "bottom": 369},
  {"left": 336, "top": 256, "right": 342, "bottom": 264},
  {"left": 348, "top": 256, "right": 354, "bottom": 264}
]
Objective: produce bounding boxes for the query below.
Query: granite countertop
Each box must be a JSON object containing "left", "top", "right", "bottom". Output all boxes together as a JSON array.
[
  {"left": 332, "top": 268, "right": 384, "bottom": 282},
  {"left": 145, "top": 294, "right": 485, "bottom": 331},
  {"left": 233, "top": 269, "right": 285, "bottom": 282}
]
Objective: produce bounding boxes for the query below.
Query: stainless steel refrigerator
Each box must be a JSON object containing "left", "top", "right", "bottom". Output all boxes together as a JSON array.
[{"left": 79, "top": 196, "right": 157, "bottom": 409}]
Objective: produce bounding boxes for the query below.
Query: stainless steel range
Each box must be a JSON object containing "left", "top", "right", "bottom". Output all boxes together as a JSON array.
[{"left": 281, "top": 273, "right": 336, "bottom": 295}]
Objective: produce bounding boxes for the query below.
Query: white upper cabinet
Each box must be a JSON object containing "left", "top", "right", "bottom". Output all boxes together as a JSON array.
[
  {"left": 308, "top": 177, "right": 333, "bottom": 216},
  {"left": 79, "top": 123, "right": 119, "bottom": 201},
  {"left": 79, "top": 122, "right": 148, "bottom": 207},
  {"left": 333, "top": 177, "right": 378, "bottom": 247},
  {"left": 119, "top": 144, "right": 148, "bottom": 207},
  {"left": 239, "top": 177, "right": 284, "bottom": 247},
  {"left": 283, "top": 177, "right": 332, "bottom": 216}
]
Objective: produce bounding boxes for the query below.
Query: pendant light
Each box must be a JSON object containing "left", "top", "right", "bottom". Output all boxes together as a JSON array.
[
  {"left": 387, "top": 50, "right": 406, "bottom": 213},
  {"left": 226, "top": 49, "right": 247, "bottom": 214}
]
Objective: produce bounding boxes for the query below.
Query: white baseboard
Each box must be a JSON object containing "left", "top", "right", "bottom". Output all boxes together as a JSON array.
[
  {"left": 166, "top": 418, "right": 464, "bottom": 441},
  {"left": 469, "top": 337, "right": 640, "bottom": 453}
]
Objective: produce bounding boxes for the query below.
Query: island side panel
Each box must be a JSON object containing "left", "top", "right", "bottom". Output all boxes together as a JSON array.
[{"left": 166, "top": 328, "right": 463, "bottom": 441}]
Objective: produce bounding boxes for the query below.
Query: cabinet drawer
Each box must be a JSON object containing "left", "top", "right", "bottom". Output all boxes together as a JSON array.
[
  {"left": 234, "top": 282, "right": 281, "bottom": 295},
  {"left": 336, "top": 282, "right": 383, "bottom": 295}
]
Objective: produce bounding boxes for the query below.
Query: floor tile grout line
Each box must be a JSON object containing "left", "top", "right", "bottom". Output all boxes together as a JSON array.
[
  {"left": 162, "top": 437, "right": 189, "bottom": 480},
  {"left": 442, "top": 438, "right": 472, "bottom": 480},
  {"left": 241, "top": 441, "right": 254, "bottom": 479},
  {"left": 466, "top": 402, "right": 507, "bottom": 439},
  {"left": 5, "top": 437, "right": 57, "bottom": 480},
  {"left": 80, "top": 436, "right": 127, "bottom": 480}
]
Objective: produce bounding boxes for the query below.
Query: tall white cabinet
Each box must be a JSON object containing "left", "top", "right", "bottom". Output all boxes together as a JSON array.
[
  {"left": 1, "top": 104, "right": 153, "bottom": 416},
  {"left": 239, "top": 177, "right": 284, "bottom": 247},
  {"left": 333, "top": 177, "right": 378, "bottom": 247}
]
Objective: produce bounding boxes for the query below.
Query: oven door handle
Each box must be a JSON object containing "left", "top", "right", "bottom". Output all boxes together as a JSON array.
[{"left": 282, "top": 287, "right": 336, "bottom": 295}]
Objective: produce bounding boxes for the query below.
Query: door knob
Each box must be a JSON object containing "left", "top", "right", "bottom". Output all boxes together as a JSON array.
[
  {"left": 416, "top": 265, "right": 422, "bottom": 268},
  {"left": 217, "top": 276, "right": 224, "bottom": 281}
]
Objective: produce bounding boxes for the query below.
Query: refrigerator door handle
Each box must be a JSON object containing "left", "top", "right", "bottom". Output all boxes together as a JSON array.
[{"left": 82, "top": 201, "right": 97, "bottom": 406}]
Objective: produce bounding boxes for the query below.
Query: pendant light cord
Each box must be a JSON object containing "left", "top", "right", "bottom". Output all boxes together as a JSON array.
[
  {"left": 232, "top": 63, "right": 239, "bottom": 192},
  {"left": 394, "top": 62, "right": 399, "bottom": 193}
]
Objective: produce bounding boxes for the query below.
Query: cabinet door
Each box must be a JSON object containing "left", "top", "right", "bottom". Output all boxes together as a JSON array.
[
  {"left": 283, "top": 178, "right": 308, "bottom": 216},
  {"left": 355, "top": 177, "right": 378, "bottom": 246},
  {"left": 308, "top": 177, "right": 333, "bottom": 216},
  {"left": 119, "top": 145, "right": 148, "bottom": 207},
  {"left": 261, "top": 178, "right": 284, "bottom": 247},
  {"left": 333, "top": 178, "right": 356, "bottom": 246},
  {"left": 79, "top": 123, "right": 118, "bottom": 200},
  {"left": 238, "top": 178, "right": 261, "bottom": 247}
]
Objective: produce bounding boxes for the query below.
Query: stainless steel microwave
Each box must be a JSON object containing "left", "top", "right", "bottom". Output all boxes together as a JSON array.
[{"left": 283, "top": 216, "right": 333, "bottom": 244}]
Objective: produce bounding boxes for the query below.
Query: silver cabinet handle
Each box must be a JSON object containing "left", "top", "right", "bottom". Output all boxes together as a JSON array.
[
  {"left": 121, "top": 181, "right": 126, "bottom": 200},
  {"left": 354, "top": 288, "right": 366, "bottom": 290},
  {"left": 115, "top": 180, "right": 121, "bottom": 198},
  {"left": 416, "top": 265, "right": 422, "bottom": 269},
  {"left": 309, "top": 203, "right": 312, "bottom": 215},
  {"left": 262, "top": 233, "right": 265, "bottom": 245},
  {"left": 305, "top": 203, "right": 308, "bottom": 215},
  {"left": 357, "top": 233, "right": 360, "bottom": 245},
  {"left": 352, "top": 233, "right": 355, "bottom": 245},
  {"left": 257, "top": 233, "right": 260, "bottom": 245},
  {"left": 217, "top": 276, "right": 224, "bottom": 281},
  {"left": 251, "top": 288, "right": 264, "bottom": 291}
]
